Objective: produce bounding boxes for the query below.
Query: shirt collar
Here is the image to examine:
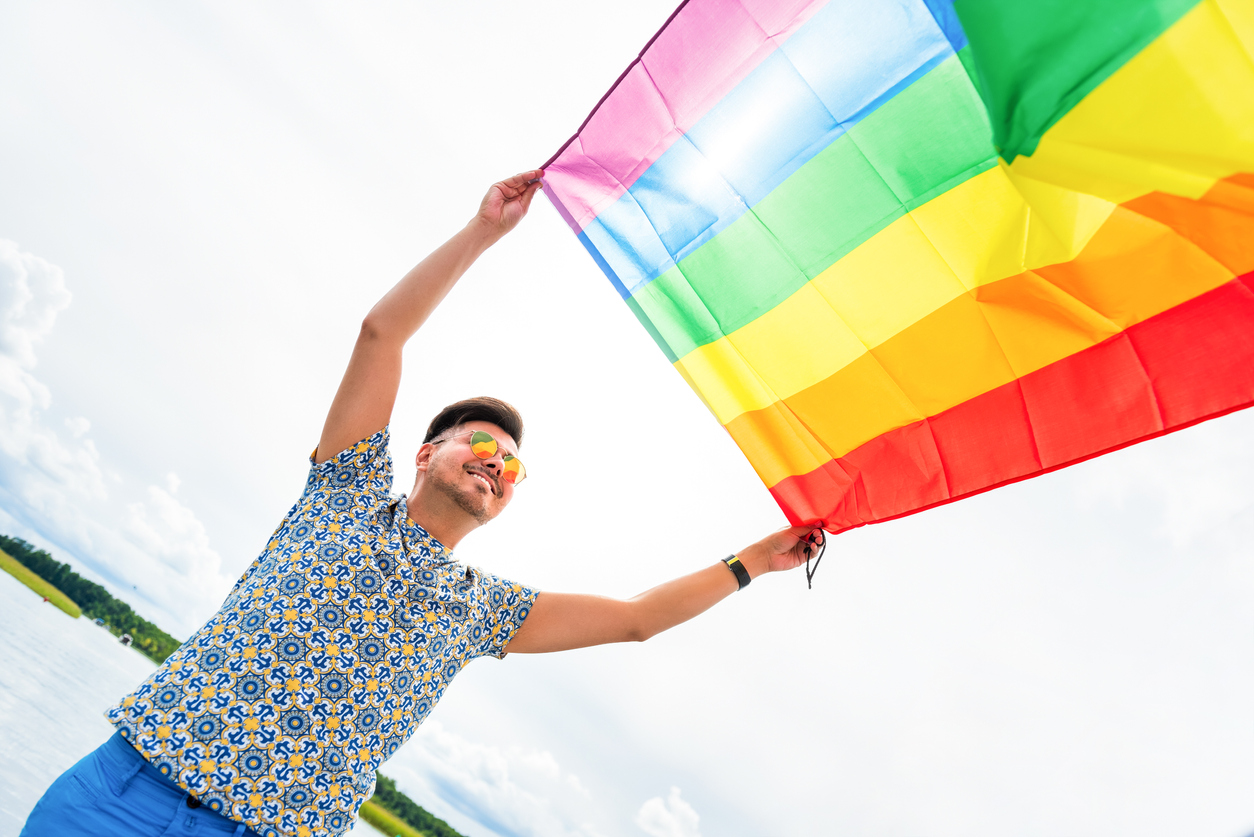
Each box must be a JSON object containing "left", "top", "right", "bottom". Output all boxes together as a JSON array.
[{"left": 395, "top": 495, "right": 454, "bottom": 564}]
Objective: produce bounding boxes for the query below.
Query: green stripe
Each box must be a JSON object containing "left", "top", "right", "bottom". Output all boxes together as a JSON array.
[
  {"left": 953, "top": 0, "right": 1201, "bottom": 161},
  {"left": 631, "top": 53, "right": 997, "bottom": 361}
]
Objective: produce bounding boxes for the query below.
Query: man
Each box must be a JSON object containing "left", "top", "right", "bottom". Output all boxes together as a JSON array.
[{"left": 22, "top": 171, "right": 822, "bottom": 837}]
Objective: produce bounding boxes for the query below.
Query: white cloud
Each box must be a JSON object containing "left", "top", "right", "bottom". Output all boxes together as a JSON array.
[
  {"left": 0, "top": 241, "right": 105, "bottom": 502},
  {"left": 125, "top": 484, "right": 222, "bottom": 580},
  {"left": 565, "top": 773, "right": 591, "bottom": 798},
  {"left": 0, "top": 239, "right": 71, "bottom": 367},
  {"left": 64, "top": 415, "right": 90, "bottom": 438},
  {"left": 0, "top": 240, "right": 231, "bottom": 635},
  {"left": 1074, "top": 412, "right": 1254, "bottom": 548},
  {"left": 0, "top": 239, "right": 108, "bottom": 513},
  {"left": 634, "top": 787, "right": 701, "bottom": 837},
  {"left": 385, "top": 719, "right": 600, "bottom": 837}
]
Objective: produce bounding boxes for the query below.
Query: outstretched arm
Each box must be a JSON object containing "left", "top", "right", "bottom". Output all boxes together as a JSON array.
[
  {"left": 315, "top": 171, "right": 543, "bottom": 463},
  {"left": 505, "top": 526, "right": 825, "bottom": 654}
]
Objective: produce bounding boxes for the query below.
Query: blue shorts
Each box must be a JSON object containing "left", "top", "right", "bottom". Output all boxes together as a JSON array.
[{"left": 21, "top": 732, "right": 262, "bottom": 837}]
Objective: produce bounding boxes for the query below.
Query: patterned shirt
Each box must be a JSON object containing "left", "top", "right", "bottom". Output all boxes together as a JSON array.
[{"left": 107, "top": 427, "right": 536, "bottom": 837}]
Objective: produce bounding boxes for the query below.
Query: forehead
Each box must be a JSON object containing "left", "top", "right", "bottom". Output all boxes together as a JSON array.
[{"left": 456, "top": 420, "right": 519, "bottom": 454}]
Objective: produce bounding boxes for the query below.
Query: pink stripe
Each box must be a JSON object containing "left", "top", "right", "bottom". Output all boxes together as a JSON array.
[{"left": 543, "top": 0, "right": 830, "bottom": 234}]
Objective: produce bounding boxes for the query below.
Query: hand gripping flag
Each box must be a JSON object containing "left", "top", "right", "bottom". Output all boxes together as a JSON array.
[{"left": 542, "top": 0, "right": 1254, "bottom": 533}]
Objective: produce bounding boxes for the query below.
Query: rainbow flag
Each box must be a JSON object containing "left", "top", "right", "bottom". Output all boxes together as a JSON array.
[{"left": 543, "top": 0, "right": 1254, "bottom": 533}]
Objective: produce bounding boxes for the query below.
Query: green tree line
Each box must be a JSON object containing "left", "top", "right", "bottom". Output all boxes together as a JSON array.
[
  {"left": 0, "top": 533, "right": 183, "bottom": 664},
  {"left": 372, "top": 772, "right": 467, "bottom": 837}
]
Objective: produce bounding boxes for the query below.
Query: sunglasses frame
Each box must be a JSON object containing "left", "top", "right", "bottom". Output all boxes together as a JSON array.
[{"left": 431, "top": 429, "right": 526, "bottom": 485}]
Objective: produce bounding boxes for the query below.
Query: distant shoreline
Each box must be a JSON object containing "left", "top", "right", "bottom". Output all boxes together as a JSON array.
[
  {"left": 0, "top": 549, "right": 81, "bottom": 618},
  {"left": 0, "top": 534, "right": 182, "bottom": 665}
]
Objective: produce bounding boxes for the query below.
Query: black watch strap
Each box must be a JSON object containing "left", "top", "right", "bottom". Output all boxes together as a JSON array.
[{"left": 723, "top": 554, "right": 751, "bottom": 590}]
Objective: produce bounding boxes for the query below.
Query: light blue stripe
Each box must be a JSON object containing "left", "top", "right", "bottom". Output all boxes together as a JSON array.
[
  {"left": 921, "top": 0, "right": 967, "bottom": 53},
  {"left": 582, "top": 0, "right": 959, "bottom": 300},
  {"left": 576, "top": 229, "right": 628, "bottom": 299}
]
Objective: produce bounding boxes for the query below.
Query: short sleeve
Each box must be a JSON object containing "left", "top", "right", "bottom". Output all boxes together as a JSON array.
[
  {"left": 469, "top": 569, "right": 538, "bottom": 660},
  {"left": 302, "top": 426, "right": 393, "bottom": 511}
]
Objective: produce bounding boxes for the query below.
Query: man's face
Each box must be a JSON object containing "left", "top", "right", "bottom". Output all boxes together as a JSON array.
[{"left": 420, "top": 421, "right": 518, "bottom": 524}]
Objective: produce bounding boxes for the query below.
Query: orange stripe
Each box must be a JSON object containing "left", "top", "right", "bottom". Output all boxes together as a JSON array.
[
  {"left": 770, "top": 273, "right": 1254, "bottom": 531},
  {"left": 725, "top": 184, "right": 1249, "bottom": 488},
  {"left": 1123, "top": 178, "right": 1254, "bottom": 276}
]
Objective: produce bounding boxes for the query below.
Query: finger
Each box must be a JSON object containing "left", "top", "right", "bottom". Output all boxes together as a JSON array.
[
  {"left": 519, "top": 180, "right": 541, "bottom": 212},
  {"left": 505, "top": 177, "right": 544, "bottom": 202},
  {"left": 490, "top": 180, "right": 522, "bottom": 202},
  {"left": 502, "top": 169, "right": 545, "bottom": 192},
  {"left": 494, "top": 180, "right": 523, "bottom": 200}
]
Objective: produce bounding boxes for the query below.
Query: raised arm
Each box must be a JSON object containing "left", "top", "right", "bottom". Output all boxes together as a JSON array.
[
  {"left": 505, "top": 526, "right": 824, "bottom": 654},
  {"left": 315, "top": 171, "right": 543, "bottom": 463}
]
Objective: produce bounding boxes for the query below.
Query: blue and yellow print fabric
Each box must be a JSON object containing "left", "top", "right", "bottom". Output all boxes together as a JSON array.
[{"left": 106, "top": 427, "right": 536, "bottom": 837}]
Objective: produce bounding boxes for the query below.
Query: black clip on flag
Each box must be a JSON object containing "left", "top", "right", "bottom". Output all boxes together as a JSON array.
[{"left": 804, "top": 530, "right": 827, "bottom": 590}]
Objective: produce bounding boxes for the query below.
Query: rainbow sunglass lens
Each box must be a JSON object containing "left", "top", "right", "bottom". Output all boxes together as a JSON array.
[
  {"left": 501, "top": 456, "right": 525, "bottom": 485},
  {"left": 469, "top": 430, "right": 498, "bottom": 458},
  {"left": 468, "top": 430, "right": 526, "bottom": 485}
]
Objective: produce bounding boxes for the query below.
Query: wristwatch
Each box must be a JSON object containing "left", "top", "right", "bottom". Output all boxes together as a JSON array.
[{"left": 722, "top": 554, "right": 751, "bottom": 590}]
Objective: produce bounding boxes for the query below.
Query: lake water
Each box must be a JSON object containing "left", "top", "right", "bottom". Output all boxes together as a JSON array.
[{"left": 0, "top": 570, "right": 389, "bottom": 837}]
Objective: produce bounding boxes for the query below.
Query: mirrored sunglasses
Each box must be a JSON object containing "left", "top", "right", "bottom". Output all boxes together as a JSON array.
[{"left": 437, "top": 430, "right": 526, "bottom": 485}]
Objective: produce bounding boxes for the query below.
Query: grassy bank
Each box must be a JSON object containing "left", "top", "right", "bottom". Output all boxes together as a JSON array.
[
  {"left": 0, "top": 548, "right": 81, "bottom": 618},
  {"left": 0, "top": 534, "right": 182, "bottom": 664},
  {"left": 372, "top": 773, "right": 465, "bottom": 837},
  {"left": 359, "top": 799, "right": 427, "bottom": 837}
]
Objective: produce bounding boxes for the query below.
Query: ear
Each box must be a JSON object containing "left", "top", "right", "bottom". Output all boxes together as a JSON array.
[{"left": 414, "top": 443, "right": 437, "bottom": 473}]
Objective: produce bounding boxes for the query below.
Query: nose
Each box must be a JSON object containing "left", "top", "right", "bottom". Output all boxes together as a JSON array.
[{"left": 477, "top": 451, "right": 504, "bottom": 472}]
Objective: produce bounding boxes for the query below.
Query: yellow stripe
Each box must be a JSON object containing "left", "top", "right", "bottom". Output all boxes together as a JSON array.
[
  {"left": 727, "top": 205, "right": 1238, "bottom": 487},
  {"left": 676, "top": 164, "right": 1117, "bottom": 424},
  {"left": 1007, "top": 0, "right": 1254, "bottom": 203},
  {"left": 1219, "top": 0, "right": 1254, "bottom": 56},
  {"left": 674, "top": 0, "right": 1254, "bottom": 427}
]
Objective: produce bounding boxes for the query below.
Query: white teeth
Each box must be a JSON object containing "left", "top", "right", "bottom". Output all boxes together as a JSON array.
[{"left": 470, "top": 473, "right": 493, "bottom": 492}]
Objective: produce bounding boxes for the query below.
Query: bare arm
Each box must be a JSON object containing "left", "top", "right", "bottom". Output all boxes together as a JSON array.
[
  {"left": 315, "top": 170, "right": 544, "bottom": 463},
  {"left": 505, "top": 526, "right": 824, "bottom": 654}
]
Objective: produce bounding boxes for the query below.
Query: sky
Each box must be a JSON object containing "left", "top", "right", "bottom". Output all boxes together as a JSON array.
[{"left": 1, "top": 2, "right": 1252, "bottom": 837}]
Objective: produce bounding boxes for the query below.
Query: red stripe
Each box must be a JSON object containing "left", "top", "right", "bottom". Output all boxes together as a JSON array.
[{"left": 771, "top": 274, "right": 1254, "bottom": 532}]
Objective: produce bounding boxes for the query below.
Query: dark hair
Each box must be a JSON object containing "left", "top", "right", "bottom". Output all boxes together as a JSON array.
[{"left": 423, "top": 396, "right": 524, "bottom": 447}]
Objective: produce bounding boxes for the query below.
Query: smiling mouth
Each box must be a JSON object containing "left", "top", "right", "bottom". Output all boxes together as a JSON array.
[{"left": 467, "top": 470, "right": 497, "bottom": 496}]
